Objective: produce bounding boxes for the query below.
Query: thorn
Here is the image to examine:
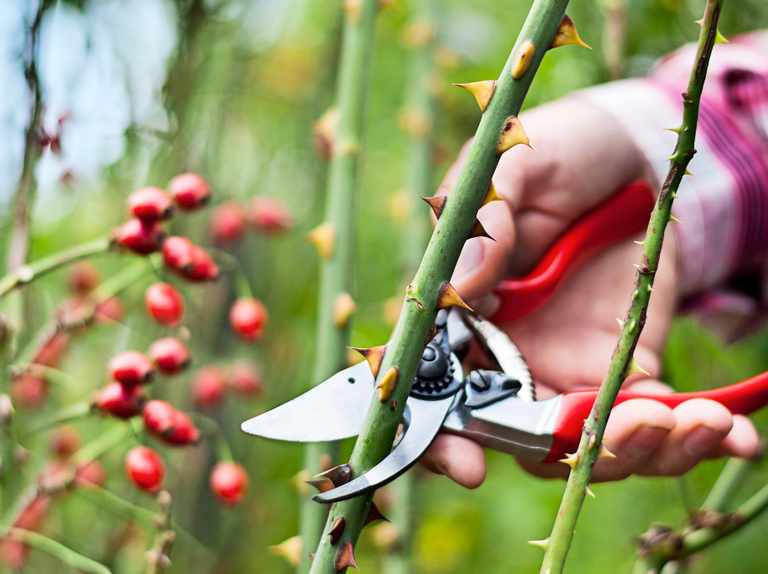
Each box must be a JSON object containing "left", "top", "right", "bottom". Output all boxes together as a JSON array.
[
  {"left": 629, "top": 358, "right": 651, "bottom": 378},
  {"left": 313, "top": 108, "right": 339, "bottom": 160},
  {"left": 633, "top": 240, "right": 644, "bottom": 246},
  {"left": 402, "top": 20, "right": 434, "bottom": 47},
  {"left": 437, "top": 282, "right": 472, "bottom": 311},
  {"left": 343, "top": 0, "right": 361, "bottom": 23},
  {"left": 292, "top": 469, "right": 311, "bottom": 496},
  {"left": 528, "top": 538, "right": 550, "bottom": 550},
  {"left": 497, "top": 115, "right": 531, "bottom": 154},
  {"left": 470, "top": 219, "right": 494, "bottom": 240},
  {"left": 715, "top": 29, "right": 729, "bottom": 44},
  {"left": 664, "top": 126, "right": 683, "bottom": 135},
  {"left": 351, "top": 345, "right": 387, "bottom": 378},
  {"left": 511, "top": 39, "right": 535, "bottom": 80},
  {"left": 670, "top": 214, "right": 681, "bottom": 223},
  {"left": 422, "top": 195, "right": 446, "bottom": 219},
  {"left": 599, "top": 445, "right": 617, "bottom": 460},
  {"left": 483, "top": 183, "right": 501, "bottom": 205},
  {"left": 586, "top": 485, "right": 596, "bottom": 498},
  {"left": 307, "top": 464, "right": 353, "bottom": 493},
  {"left": 559, "top": 452, "right": 579, "bottom": 470},
  {"left": 684, "top": 169, "right": 693, "bottom": 176},
  {"left": 551, "top": 15, "right": 591, "bottom": 50},
  {"left": 333, "top": 292, "right": 357, "bottom": 328},
  {"left": 335, "top": 541, "right": 357, "bottom": 571},
  {"left": 370, "top": 522, "right": 400, "bottom": 551},
  {"left": 365, "top": 502, "right": 389, "bottom": 525},
  {"left": 453, "top": 80, "right": 496, "bottom": 112},
  {"left": 646, "top": 284, "right": 653, "bottom": 293},
  {"left": 616, "top": 318, "right": 625, "bottom": 328},
  {"left": 376, "top": 367, "right": 399, "bottom": 402},
  {"left": 270, "top": 536, "right": 302, "bottom": 567},
  {"left": 328, "top": 517, "right": 346, "bottom": 545},
  {"left": 307, "top": 222, "right": 335, "bottom": 260},
  {"left": 405, "top": 283, "right": 425, "bottom": 310},
  {"left": 399, "top": 108, "right": 430, "bottom": 137}
]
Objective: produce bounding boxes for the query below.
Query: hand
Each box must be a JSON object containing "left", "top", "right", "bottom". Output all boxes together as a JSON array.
[{"left": 423, "top": 96, "right": 761, "bottom": 487}]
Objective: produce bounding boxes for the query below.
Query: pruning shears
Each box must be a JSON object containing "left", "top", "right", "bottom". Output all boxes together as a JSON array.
[{"left": 241, "top": 180, "right": 768, "bottom": 503}]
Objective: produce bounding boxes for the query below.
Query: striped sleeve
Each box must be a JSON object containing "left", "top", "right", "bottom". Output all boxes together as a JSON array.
[{"left": 580, "top": 32, "right": 768, "bottom": 306}]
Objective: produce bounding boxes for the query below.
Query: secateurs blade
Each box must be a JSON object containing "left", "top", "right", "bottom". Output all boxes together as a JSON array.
[{"left": 241, "top": 180, "right": 768, "bottom": 503}]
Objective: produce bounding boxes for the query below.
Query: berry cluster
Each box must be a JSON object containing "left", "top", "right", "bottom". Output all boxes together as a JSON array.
[{"left": 210, "top": 196, "right": 293, "bottom": 244}]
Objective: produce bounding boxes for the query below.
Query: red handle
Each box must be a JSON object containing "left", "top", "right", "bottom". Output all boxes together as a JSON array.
[
  {"left": 544, "top": 371, "right": 768, "bottom": 462},
  {"left": 490, "top": 180, "right": 655, "bottom": 323}
]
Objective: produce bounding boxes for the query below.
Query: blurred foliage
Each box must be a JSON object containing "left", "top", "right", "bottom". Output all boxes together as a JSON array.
[{"left": 2, "top": 0, "right": 768, "bottom": 573}]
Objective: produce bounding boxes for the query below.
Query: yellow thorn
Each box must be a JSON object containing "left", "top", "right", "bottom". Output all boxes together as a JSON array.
[
  {"left": 306, "top": 222, "right": 335, "bottom": 260},
  {"left": 628, "top": 357, "right": 651, "bottom": 377},
  {"left": 313, "top": 107, "right": 338, "bottom": 160},
  {"left": 343, "top": 0, "right": 361, "bottom": 22},
  {"left": 664, "top": 126, "right": 683, "bottom": 134},
  {"left": 586, "top": 485, "right": 596, "bottom": 498},
  {"left": 333, "top": 292, "right": 357, "bottom": 328},
  {"left": 270, "top": 536, "right": 302, "bottom": 567},
  {"left": 670, "top": 214, "right": 681, "bottom": 223},
  {"left": 684, "top": 169, "right": 693, "bottom": 177},
  {"left": 559, "top": 452, "right": 579, "bottom": 470},
  {"left": 453, "top": 80, "right": 496, "bottom": 112},
  {"left": 715, "top": 29, "right": 729, "bottom": 44},
  {"left": 351, "top": 345, "right": 387, "bottom": 378},
  {"left": 437, "top": 282, "right": 473, "bottom": 311},
  {"left": 511, "top": 40, "right": 535, "bottom": 79},
  {"left": 599, "top": 445, "right": 617, "bottom": 460},
  {"left": 528, "top": 538, "right": 550, "bottom": 550},
  {"left": 377, "top": 367, "right": 399, "bottom": 402},
  {"left": 633, "top": 240, "right": 644, "bottom": 246},
  {"left": 399, "top": 107, "right": 431, "bottom": 137},
  {"left": 616, "top": 318, "right": 625, "bottom": 329},
  {"left": 551, "top": 15, "right": 591, "bottom": 50},
  {"left": 483, "top": 183, "right": 501, "bottom": 205},
  {"left": 292, "top": 470, "right": 310, "bottom": 496},
  {"left": 402, "top": 21, "right": 434, "bottom": 47},
  {"left": 497, "top": 115, "right": 531, "bottom": 154}
]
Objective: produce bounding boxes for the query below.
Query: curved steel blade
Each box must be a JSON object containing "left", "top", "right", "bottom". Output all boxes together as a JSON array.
[
  {"left": 462, "top": 313, "right": 535, "bottom": 402},
  {"left": 240, "top": 362, "right": 374, "bottom": 442},
  {"left": 313, "top": 395, "right": 454, "bottom": 503}
]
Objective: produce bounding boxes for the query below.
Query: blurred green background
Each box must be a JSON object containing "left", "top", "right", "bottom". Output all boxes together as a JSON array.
[{"left": 2, "top": 0, "right": 768, "bottom": 572}]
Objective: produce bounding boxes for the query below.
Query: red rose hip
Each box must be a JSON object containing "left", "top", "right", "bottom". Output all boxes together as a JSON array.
[
  {"left": 109, "top": 351, "right": 154, "bottom": 386},
  {"left": 162, "top": 236, "right": 195, "bottom": 270},
  {"left": 142, "top": 400, "right": 176, "bottom": 436},
  {"left": 113, "top": 219, "right": 164, "bottom": 255},
  {"left": 249, "top": 197, "right": 292, "bottom": 234},
  {"left": 210, "top": 202, "right": 246, "bottom": 244},
  {"left": 94, "top": 383, "right": 145, "bottom": 418},
  {"left": 145, "top": 283, "right": 184, "bottom": 326},
  {"left": 210, "top": 462, "right": 248, "bottom": 505},
  {"left": 229, "top": 298, "right": 268, "bottom": 341},
  {"left": 192, "top": 367, "right": 226, "bottom": 407},
  {"left": 164, "top": 410, "right": 200, "bottom": 445},
  {"left": 125, "top": 446, "right": 165, "bottom": 492},
  {"left": 128, "top": 187, "right": 172, "bottom": 222},
  {"left": 169, "top": 172, "right": 210, "bottom": 211},
  {"left": 228, "top": 361, "right": 263, "bottom": 396},
  {"left": 149, "top": 337, "right": 190, "bottom": 374}
]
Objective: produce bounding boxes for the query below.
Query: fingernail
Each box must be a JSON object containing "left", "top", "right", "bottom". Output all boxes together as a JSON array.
[
  {"left": 452, "top": 239, "right": 484, "bottom": 285},
  {"left": 684, "top": 426, "right": 721, "bottom": 457},
  {"left": 624, "top": 426, "right": 667, "bottom": 458}
]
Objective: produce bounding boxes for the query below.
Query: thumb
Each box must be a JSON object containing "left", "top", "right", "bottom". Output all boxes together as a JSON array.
[{"left": 451, "top": 199, "right": 515, "bottom": 303}]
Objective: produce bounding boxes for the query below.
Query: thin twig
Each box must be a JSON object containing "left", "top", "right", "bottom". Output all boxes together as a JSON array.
[
  {"left": 539, "top": 2, "right": 725, "bottom": 572},
  {"left": 9, "top": 528, "right": 112, "bottom": 574}
]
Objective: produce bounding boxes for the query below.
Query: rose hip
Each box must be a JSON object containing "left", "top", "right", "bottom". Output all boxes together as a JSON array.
[
  {"left": 210, "top": 462, "right": 248, "bottom": 505},
  {"left": 228, "top": 361, "right": 263, "bottom": 396},
  {"left": 210, "top": 202, "right": 246, "bottom": 244},
  {"left": 192, "top": 367, "right": 226, "bottom": 407},
  {"left": 142, "top": 400, "right": 176, "bottom": 436},
  {"left": 67, "top": 262, "right": 99, "bottom": 294},
  {"left": 249, "top": 197, "right": 292, "bottom": 234},
  {"left": 169, "top": 172, "right": 210, "bottom": 211},
  {"left": 145, "top": 283, "right": 184, "bottom": 326},
  {"left": 164, "top": 410, "right": 200, "bottom": 445},
  {"left": 94, "top": 383, "right": 145, "bottom": 418},
  {"left": 125, "top": 446, "right": 165, "bottom": 492},
  {"left": 229, "top": 298, "right": 268, "bottom": 342},
  {"left": 149, "top": 337, "right": 190, "bottom": 375},
  {"left": 162, "top": 236, "right": 195, "bottom": 270},
  {"left": 109, "top": 351, "right": 154, "bottom": 386},
  {"left": 113, "top": 219, "right": 165, "bottom": 255},
  {"left": 128, "top": 187, "right": 173, "bottom": 222}
]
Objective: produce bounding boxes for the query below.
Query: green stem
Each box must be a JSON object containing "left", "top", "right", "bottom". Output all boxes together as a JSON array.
[
  {"left": 540, "top": 2, "right": 724, "bottom": 572},
  {"left": 702, "top": 458, "right": 754, "bottom": 513},
  {"left": 0, "top": 238, "right": 111, "bottom": 299},
  {"left": 383, "top": 3, "right": 438, "bottom": 573},
  {"left": 310, "top": 2, "right": 571, "bottom": 572},
  {"left": 9, "top": 528, "right": 112, "bottom": 574},
  {"left": 298, "top": 2, "right": 379, "bottom": 572}
]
